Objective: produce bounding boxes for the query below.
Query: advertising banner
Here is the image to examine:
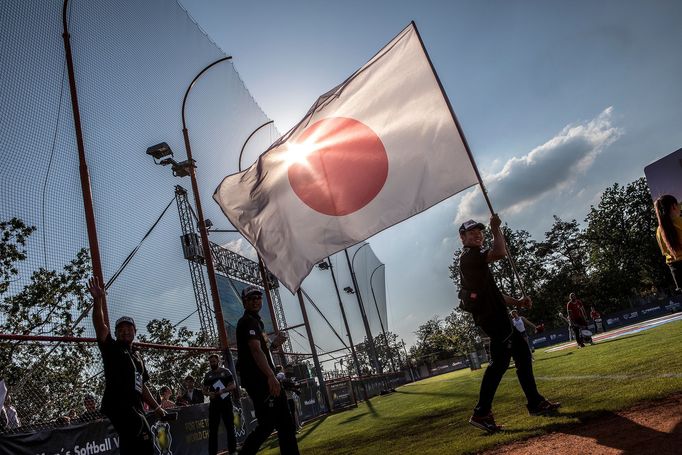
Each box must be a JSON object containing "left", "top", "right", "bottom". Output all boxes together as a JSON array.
[
  {"left": 0, "top": 401, "right": 260, "bottom": 455},
  {"left": 327, "top": 379, "right": 356, "bottom": 411}
]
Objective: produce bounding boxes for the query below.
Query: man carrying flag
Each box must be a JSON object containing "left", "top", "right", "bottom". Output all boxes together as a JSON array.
[
  {"left": 214, "top": 22, "right": 478, "bottom": 293},
  {"left": 458, "top": 216, "right": 560, "bottom": 433}
]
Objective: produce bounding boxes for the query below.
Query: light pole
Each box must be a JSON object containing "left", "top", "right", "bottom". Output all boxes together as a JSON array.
[
  {"left": 346, "top": 246, "right": 381, "bottom": 374},
  {"left": 369, "top": 264, "right": 396, "bottom": 372},
  {"left": 179, "top": 56, "right": 233, "bottom": 355}
]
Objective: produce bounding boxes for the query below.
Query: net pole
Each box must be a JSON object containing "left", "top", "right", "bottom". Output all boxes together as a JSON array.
[
  {"left": 61, "top": 0, "right": 109, "bottom": 323},
  {"left": 296, "top": 289, "right": 331, "bottom": 411},
  {"left": 326, "top": 258, "right": 369, "bottom": 400}
]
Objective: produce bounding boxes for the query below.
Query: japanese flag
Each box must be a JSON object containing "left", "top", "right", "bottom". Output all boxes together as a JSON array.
[{"left": 214, "top": 22, "right": 478, "bottom": 293}]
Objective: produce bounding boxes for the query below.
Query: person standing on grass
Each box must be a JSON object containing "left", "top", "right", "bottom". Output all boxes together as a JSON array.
[
  {"left": 203, "top": 354, "right": 237, "bottom": 455},
  {"left": 510, "top": 309, "right": 536, "bottom": 357},
  {"left": 457, "top": 215, "right": 560, "bottom": 433},
  {"left": 567, "top": 293, "right": 589, "bottom": 347},
  {"left": 237, "top": 285, "right": 299, "bottom": 455}
]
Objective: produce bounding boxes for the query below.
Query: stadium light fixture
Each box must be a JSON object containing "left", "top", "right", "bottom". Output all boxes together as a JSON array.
[
  {"left": 146, "top": 142, "right": 173, "bottom": 162},
  {"left": 146, "top": 142, "right": 195, "bottom": 178}
]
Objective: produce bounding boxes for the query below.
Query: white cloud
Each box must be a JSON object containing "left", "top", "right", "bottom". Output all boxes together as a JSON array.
[
  {"left": 455, "top": 107, "right": 622, "bottom": 223},
  {"left": 221, "top": 237, "right": 258, "bottom": 261}
]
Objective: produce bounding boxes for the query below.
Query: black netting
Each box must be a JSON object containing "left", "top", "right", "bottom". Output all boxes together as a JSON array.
[
  {"left": 0, "top": 0, "right": 402, "bottom": 433},
  {"left": 0, "top": 0, "right": 274, "bottom": 430}
]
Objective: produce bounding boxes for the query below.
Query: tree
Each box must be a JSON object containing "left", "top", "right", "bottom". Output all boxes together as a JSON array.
[
  {"left": 0, "top": 218, "right": 97, "bottom": 425},
  {"left": 343, "top": 330, "right": 401, "bottom": 375},
  {"left": 583, "top": 178, "right": 669, "bottom": 311},
  {"left": 442, "top": 309, "right": 480, "bottom": 355},
  {"left": 408, "top": 317, "right": 456, "bottom": 368},
  {"left": 137, "top": 318, "right": 211, "bottom": 396}
]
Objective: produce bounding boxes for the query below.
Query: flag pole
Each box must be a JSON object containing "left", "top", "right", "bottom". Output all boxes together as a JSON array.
[{"left": 410, "top": 21, "right": 527, "bottom": 297}]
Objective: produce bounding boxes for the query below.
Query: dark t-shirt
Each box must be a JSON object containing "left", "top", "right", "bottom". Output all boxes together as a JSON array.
[
  {"left": 202, "top": 367, "right": 234, "bottom": 402},
  {"left": 97, "top": 334, "right": 149, "bottom": 414},
  {"left": 182, "top": 388, "right": 205, "bottom": 405},
  {"left": 567, "top": 299, "right": 587, "bottom": 324},
  {"left": 236, "top": 311, "right": 274, "bottom": 392},
  {"left": 459, "top": 246, "right": 513, "bottom": 339}
]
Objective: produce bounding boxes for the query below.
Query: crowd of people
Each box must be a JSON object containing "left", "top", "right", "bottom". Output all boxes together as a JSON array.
[
  {"left": 3, "top": 194, "right": 677, "bottom": 450},
  {"left": 84, "top": 278, "right": 300, "bottom": 455}
]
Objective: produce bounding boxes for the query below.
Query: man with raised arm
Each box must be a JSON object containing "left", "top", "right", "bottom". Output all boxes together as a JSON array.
[
  {"left": 88, "top": 277, "right": 165, "bottom": 454},
  {"left": 457, "top": 215, "right": 559, "bottom": 433}
]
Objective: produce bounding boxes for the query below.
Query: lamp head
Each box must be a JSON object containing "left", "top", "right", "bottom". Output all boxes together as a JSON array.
[
  {"left": 171, "top": 159, "right": 195, "bottom": 178},
  {"left": 146, "top": 142, "right": 173, "bottom": 160}
]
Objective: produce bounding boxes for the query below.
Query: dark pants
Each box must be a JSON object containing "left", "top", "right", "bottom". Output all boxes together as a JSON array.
[
  {"left": 474, "top": 329, "right": 544, "bottom": 416},
  {"left": 240, "top": 387, "right": 299, "bottom": 455},
  {"left": 572, "top": 324, "right": 585, "bottom": 346},
  {"left": 208, "top": 397, "right": 237, "bottom": 455},
  {"left": 287, "top": 398, "right": 299, "bottom": 428},
  {"left": 106, "top": 406, "right": 153, "bottom": 455}
]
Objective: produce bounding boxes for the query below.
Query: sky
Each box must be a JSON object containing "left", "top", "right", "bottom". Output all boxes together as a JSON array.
[{"left": 178, "top": 0, "right": 682, "bottom": 348}]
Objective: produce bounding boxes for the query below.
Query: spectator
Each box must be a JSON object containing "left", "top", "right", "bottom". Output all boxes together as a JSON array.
[
  {"left": 567, "top": 293, "right": 590, "bottom": 347},
  {"left": 510, "top": 310, "right": 536, "bottom": 357},
  {"left": 2, "top": 394, "right": 20, "bottom": 430},
  {"left": 175, "top": 389, "right": 189, "bottom": 407},
  {"left": 590, "top": 306, "right": 604, "bottom": 333},
  {"left": 203, "top": 354, "right": 237, "bottom": 455},
  {"left": 283, "top": 365, "right": 302, "bottom": 431},
  {"left": 654, "top": 194, "right": 682, "bottom": 291},
  {"left": 180, "top": 375, "right": 204, "bottom": 405},
  {"left": 159, "top": 386, "right": 176, "bottom": 410},
  {"left": 78, "top": 394, "right": 104, "bottom": 423}
]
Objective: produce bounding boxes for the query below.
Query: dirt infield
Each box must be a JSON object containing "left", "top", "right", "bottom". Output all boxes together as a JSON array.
[{"left": 484, "top": 394, "right": 682, "bottom": 454}]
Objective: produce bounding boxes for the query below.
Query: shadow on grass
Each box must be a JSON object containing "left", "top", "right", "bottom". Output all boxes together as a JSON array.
[
  {"left": 534, "top": 351, "right": 574, "bottom": 362},
  {"left": 338, "top": 411, "right": 371, "bottom": 424},
  {"left": 365, "top": 398, "right": 379, "bottom": 417},
  {"left": 295, "top": 414, "right": 329, "bottom": 442},
  {"left": 591, "top": 333, "right": 644, "bottom": 346},
  {"left": 261, "top": 414, "right": 331, "bottom": 450},
  {"left": 393, "top": 389, "right": 472, "bottom": 399}
]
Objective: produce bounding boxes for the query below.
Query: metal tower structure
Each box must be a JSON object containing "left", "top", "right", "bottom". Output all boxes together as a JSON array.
[
  {"left": 175, "top": 186, "right": 292, "bottom": 353},
  {"left": 175, "top": 186, "right": 218, "bottom": 343}
]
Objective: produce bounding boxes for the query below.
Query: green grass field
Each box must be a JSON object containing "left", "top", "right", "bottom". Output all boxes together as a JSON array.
[{"left": 260, "top": 320, "right": 682, "bottom": 454}]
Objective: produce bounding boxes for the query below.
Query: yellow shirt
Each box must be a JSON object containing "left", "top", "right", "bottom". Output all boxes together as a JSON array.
[{"left": 656, "top": 217, "right": 682, "bottom": 263}]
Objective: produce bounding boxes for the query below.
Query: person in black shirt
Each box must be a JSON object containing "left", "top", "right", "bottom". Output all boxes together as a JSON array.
[
  {"left": 202, "top": 354, "right": 237, "bottom": 455},
  {"left": 88, "top": 277, "right": 165, "bottom": 454},
  {"left": 237, "top": 285, "right": 299, "bottom": 455},
  {"left": 181, "top": 375, "right": 205, "bottom": 405},
  {"left": 457, "top": 216, "right": 559, "bottom": 433}
]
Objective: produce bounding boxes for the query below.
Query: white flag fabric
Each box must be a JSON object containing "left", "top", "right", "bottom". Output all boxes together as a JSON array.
[{"left": 214, "top": 22, "right": 478, "bottom": 293}]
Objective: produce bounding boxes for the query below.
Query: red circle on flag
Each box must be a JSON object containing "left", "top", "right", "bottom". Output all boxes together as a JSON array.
[{"left": 287, "top": 117, "right": 389, "bottom": 216}]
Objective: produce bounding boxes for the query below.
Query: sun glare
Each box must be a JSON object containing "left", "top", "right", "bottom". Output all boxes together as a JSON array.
[{"left": 282, "top": 141, "right": 316, "bottom": 167}]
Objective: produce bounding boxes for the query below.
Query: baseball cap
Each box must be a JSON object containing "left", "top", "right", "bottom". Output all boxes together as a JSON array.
[
  {"left": 114, "top": 316, "right": 136, "bottom": 330},
  {"left": 459, "top": 219, "right": 485, "bottom": 234},
  {"left": 241, "top": 285, "right": 262, "bottom": 300}
]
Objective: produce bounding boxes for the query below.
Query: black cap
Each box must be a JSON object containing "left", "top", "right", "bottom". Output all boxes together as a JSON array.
[{"left": 459, "top": 219, "right": 485, "bottom": 234}]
